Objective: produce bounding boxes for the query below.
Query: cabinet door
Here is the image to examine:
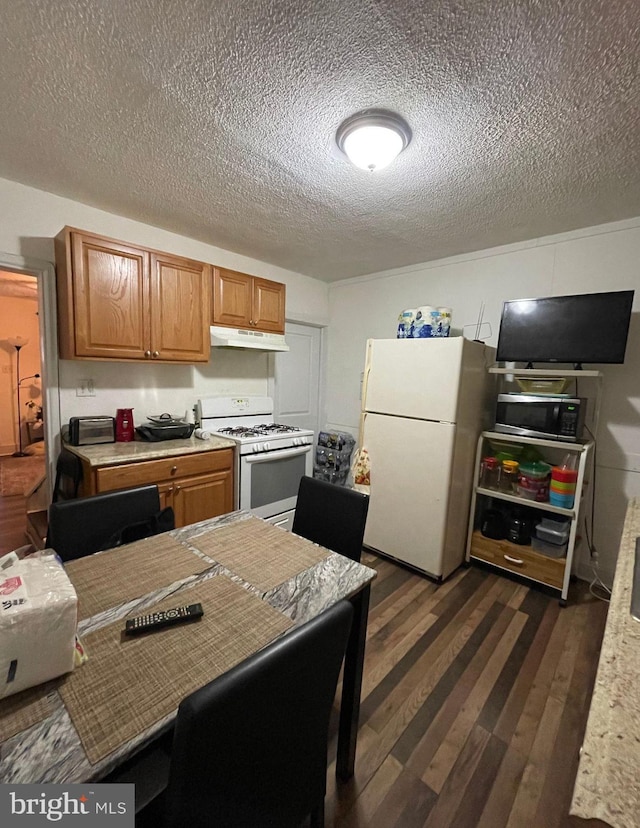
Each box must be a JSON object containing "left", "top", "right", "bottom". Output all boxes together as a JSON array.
[
  {"left": 71, "top": 232, "right": 150, "bottom": 359},
  {"left": 171, "top": 469, "right": 234, "bottom": 527},
  {"left": 150, "top": 253, "right": 211, "bottom": 362},
  {"left": 157, "top": 481, "right": 175, "bottom": 512},
  {"left": 252, "top": 278, "right": 285, "bottom": 333},
  {"left": 212, "top": 267, "right": 252, "bottom": 328}
]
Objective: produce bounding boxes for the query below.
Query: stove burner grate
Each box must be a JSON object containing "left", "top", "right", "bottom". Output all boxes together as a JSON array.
[{"left": 216, "top": 423, "right": 302, "bottom": 438}]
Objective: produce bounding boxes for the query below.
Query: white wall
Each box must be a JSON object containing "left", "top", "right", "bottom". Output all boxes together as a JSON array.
[
  {"left": 0, "top": 176, "right": 329, "bottom": 426},
  {"left": 326, "top": 216, "right": 640, "bottom": 584}
]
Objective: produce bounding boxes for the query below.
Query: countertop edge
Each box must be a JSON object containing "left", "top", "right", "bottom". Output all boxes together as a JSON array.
[
  {"left": 64, "top": 436, "right": 236, "bottom": 466},
  {"left": 569, "top": 497, "right": 640, "bottom": 828}
]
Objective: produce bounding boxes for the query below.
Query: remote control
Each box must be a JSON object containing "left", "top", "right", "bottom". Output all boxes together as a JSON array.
[{"left": 124, "top": 603, "right": 204, "bottom": 635}]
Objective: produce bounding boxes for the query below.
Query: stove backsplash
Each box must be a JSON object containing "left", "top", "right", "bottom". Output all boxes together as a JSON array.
[{"left": 58, "top": 351, "right": 270, "bottom": 428}]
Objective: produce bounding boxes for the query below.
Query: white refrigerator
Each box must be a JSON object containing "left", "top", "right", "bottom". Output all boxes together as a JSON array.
[{"left": 359, "top": 337, "right": 491, "bottom": 580}]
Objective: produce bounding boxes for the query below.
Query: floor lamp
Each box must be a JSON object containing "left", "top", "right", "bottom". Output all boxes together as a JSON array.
[{"left": 8, "top": 336, "right": 29, "bottom": 457}]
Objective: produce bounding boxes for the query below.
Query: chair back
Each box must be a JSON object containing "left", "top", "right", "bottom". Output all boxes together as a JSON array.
[
  {"left": 46, "top": 484, "right": 170, "bottom": 561},
  {"left": 292, "top": 475, "right": 369, "bottom": 562},
  {"left": 51, "top": 449, "right": 83, "bottom": 502},
  {"left": 161, "top": 601, "right": 353, "bottom": 828}
]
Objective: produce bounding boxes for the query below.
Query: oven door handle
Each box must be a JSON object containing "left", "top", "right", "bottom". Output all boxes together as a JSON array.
[{"left": 244, "top": 445, "right": 312, "bottom": 464}]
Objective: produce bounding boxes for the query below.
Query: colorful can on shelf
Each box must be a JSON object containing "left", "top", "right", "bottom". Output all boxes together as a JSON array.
[
  {"left": 436, "top": 307, "right": 452, "bottom": 337},
  {"left": 413, "top": 306, "right": 435, "bottom": 338},
  {"left": 397, "top": 308, "right": 417, "bottom": 338}
]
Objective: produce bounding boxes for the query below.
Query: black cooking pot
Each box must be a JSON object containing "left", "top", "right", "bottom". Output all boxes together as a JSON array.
[{"left": 136, "top": 422, "right": 195, "bottom": 441}]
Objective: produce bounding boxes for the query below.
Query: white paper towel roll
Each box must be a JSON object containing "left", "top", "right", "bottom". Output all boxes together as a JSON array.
[{"left": 195, "top": 428, "right": 211, "bottom": 440}]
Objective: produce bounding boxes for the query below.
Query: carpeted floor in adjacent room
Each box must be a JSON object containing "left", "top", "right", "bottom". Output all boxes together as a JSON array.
[{"left": 0, "top": 454, "right": 46, "bottom": 497}]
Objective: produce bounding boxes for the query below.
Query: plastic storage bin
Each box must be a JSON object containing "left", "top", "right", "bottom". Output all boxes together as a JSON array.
[
  {"left": 532, "top": 536, "right": 568, "bottom": 558},
  {"left": 517, "top": 461, "right": 551, "bottom": 502},
  {"left": 535, "top": 517, "right": 570, "bottom": 545}
]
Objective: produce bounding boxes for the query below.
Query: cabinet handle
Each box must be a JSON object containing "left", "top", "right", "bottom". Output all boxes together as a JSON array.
[
  {"left": 175, "top": 485, "right": 181, "bottom": 493},
  {"left": 504, "top": 554, "right": 524, "bottom": 566},
  {"left": 144, "top": 350, "right": 151, "bottom": 358},
  {"left": 167, "top": 486, "right": 174, "bottom": 494},
  {"left": 170, "top": 465, "right": 178, "bottom": 474},
  {"left": 152, "top": 350, "right": 160, "bottom": 358}
]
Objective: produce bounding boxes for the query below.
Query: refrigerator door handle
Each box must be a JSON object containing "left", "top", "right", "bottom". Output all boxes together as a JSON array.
[{"left": 361, "top": 341, "right": 372, "bottom": 408}]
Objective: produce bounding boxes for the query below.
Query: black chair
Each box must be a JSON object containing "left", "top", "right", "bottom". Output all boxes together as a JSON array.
[
  {"left": 46, "top": 484, "right": 173, "bottom": 562},
  {"left": 51, "top": 449, "right": 84, "bottom": 502},
  {"left": 137, "top": 600, "right": 354, "bottom": 828},
  {"left": 292, "top": 475, "right": 370, "bottom": 562}
]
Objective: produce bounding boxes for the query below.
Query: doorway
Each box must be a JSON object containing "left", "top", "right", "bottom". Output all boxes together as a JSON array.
[
  {"left": 270, "top": 322, "right": 323, "bottom": 434},
  {"left": 0, "top": 255, "right": 60, "bottom": 554}
]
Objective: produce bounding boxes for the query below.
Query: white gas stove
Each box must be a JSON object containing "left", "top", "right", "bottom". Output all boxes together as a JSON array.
[{"left": 196, "top": 396, "right": 314, "bottom": 531}]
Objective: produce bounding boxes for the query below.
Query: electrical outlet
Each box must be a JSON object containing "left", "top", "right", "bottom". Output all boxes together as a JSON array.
[{"left": 76, "top": 379, "right": 95, "bottom": 397}]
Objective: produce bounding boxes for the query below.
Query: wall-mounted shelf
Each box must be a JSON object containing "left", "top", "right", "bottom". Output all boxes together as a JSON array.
[{"left": 489, "top": 366, "right": 602, "bottom": 378}]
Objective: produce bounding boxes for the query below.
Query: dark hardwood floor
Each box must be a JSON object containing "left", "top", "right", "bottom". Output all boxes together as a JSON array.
[
  {"left": 325, "top": 551, "right": 608, "bottom": 828},
  {"left": 0, "top": 491, "right": 28, "bottom": 555},
  {"left": 0, "top": 491, "right": 608, "bottom": 826}
]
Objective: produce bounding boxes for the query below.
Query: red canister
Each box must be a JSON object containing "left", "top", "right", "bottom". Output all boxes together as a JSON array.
[{"left": 115, "top": 408, "right": 135, "bottom": 442}]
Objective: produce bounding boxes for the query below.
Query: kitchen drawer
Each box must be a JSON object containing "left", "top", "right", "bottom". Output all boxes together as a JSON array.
[
  {"left": 469, "top": 530, "right": 565, "bottom": 589},
  {"left": 96, "top": 449, "right": 233, "bottom": 492}
]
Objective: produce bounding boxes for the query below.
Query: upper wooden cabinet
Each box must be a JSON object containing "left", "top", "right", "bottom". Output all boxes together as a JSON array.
[
  {"left": 212, "top": 267, "right": 285, "bottom": 334},
  {"left": 55, "top": 228, "right": 211, "bottom": 362}
]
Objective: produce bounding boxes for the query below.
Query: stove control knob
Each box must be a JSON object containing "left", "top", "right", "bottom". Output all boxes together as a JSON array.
[{"left": 264, "top": 442, "right": 270, "bottom": 452}]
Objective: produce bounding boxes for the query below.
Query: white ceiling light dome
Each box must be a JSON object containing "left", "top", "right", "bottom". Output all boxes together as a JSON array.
[{"left": 336, "top": 110, "right": 412, "bottom": 172}]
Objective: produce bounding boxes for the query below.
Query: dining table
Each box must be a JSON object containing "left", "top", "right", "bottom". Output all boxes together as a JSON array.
[{"left": 0, "top": 510, "right": 376, "bottom": 785}]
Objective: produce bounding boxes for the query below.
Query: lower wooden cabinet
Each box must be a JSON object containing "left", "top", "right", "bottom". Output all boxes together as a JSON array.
[
  {"left": 82, "top": 449, "right": 234, "bottom": 528},
  {"left": 469, "top": 530, "right": 565, "bottom": 590}
]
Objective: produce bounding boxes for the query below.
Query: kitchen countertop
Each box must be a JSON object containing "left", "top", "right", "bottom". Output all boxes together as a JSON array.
[
  {"left": 64, "top": 435, "right": 236, "bottom": 467},
  {"left": 570, "top": 497, "right": 640, "bottom": 827}
]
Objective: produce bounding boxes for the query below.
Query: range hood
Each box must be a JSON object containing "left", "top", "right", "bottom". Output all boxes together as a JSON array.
[{"left": 210, "top": 325, "right": 289, "bottom": 352}]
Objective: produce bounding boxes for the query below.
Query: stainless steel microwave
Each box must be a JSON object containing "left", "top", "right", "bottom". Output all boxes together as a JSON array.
[{"left": 494, "top": 394, "right": 587, "bottom": 442}]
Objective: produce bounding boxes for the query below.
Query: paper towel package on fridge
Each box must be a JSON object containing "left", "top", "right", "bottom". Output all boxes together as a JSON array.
[{"left": 0, "top": 551, "right": 78, "bottom": 699}]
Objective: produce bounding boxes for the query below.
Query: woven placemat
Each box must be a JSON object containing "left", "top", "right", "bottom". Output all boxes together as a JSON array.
[
  {"left": 0, "top": 680, "right": 59, "bottom": 742},
  {"left": 59, "top": 575, "right": 293, "bottom": 764},
  {"left": 65, "top": 533, "right": 212, "bottom": 620},
  {"left": 189, "top": 515, "right": 330, "bottom": 591}
]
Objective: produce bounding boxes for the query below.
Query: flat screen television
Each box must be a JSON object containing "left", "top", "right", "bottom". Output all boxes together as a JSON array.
[{"left": 496, "top": 290, "right": 634, "bottom": 367}]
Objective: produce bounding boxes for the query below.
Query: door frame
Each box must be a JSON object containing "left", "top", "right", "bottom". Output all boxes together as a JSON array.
[
  {"left": 0, "top": 251, "right": 60, "bottom": 499},
  {"left": 268, "top": 319, "right": 327, "bottom": 436}
]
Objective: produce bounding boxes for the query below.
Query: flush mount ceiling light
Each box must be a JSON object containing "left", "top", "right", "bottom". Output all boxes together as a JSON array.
[{"left": 336, "top": 109, "right": 411, "bottom": 171}]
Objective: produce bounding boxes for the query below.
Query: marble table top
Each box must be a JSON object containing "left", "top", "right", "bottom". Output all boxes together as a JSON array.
[
  {"left": 570, "top": 497, "right": 640, "bottom": 827},
  {"left": 64, "top": 435, "right": 236, "bottom": 466},
  {"left": 0, "top": 511, "right": 376, "bottom": 784}
]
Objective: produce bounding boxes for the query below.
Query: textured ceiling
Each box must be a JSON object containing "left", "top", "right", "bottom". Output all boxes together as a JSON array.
[{"left": 0, "top": 0, "right": 639, "bottom": 281}]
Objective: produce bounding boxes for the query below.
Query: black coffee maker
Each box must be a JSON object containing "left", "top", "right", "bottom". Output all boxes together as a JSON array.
[
  {"left": 480, "top": 508, "right": 506, "bottom": 540},
  {"left": 506, "top": 508, "right": 536, "bottom": 545}
]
